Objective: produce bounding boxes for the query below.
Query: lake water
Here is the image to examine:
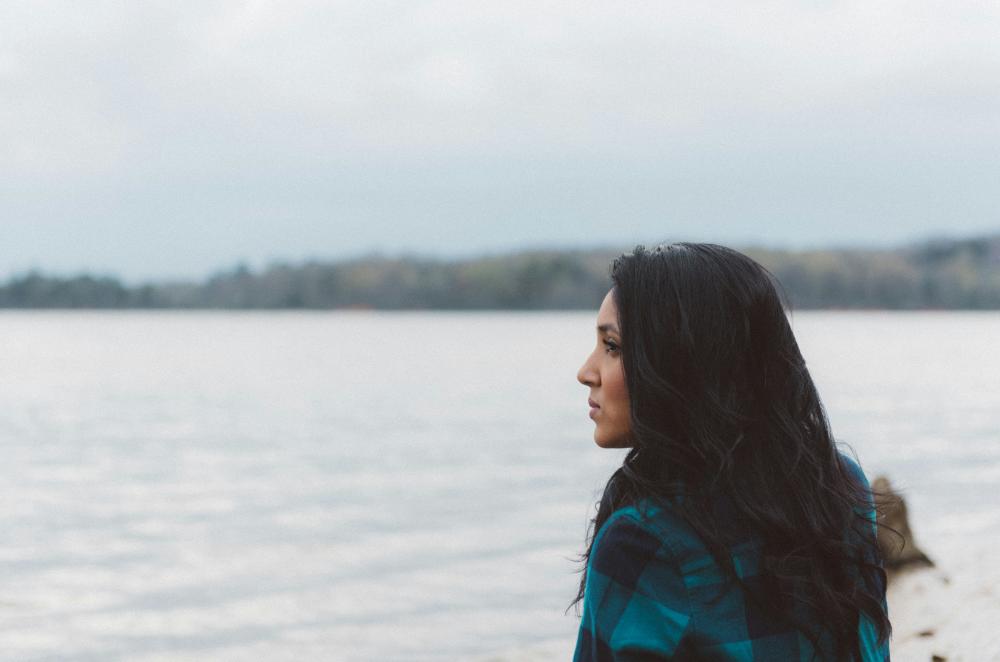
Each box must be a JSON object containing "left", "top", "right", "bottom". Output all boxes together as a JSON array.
[{"left": 0, "top": 311, "right": 997, "bottom": 661}]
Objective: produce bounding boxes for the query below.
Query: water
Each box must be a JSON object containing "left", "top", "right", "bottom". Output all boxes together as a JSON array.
[{"left": 0, "top": 311, "right": 997, "bottom": 661}]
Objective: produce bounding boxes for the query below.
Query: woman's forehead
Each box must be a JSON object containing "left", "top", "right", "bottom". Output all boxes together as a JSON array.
[{"left": 596, "top": 291, "right": 619, "bottom": 330}]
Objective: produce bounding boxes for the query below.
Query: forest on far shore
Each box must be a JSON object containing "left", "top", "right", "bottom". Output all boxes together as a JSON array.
[{"left": 2, "top": 234, "right": 999, "bottom": 310}]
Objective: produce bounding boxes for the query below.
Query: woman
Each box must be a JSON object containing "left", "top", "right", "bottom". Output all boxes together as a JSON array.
[{"left": 572, "top": 243, "right": 890, "bottom": 661}]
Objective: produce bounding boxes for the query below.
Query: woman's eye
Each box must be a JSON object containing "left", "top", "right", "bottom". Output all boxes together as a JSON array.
[{"left": 603, "top": 340, "right": 620, "bottom": 354}]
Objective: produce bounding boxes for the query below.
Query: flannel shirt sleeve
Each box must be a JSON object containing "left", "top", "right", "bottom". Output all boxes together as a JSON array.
[{"left": 573, "top": 511, "right": 693, "bottom": 661}]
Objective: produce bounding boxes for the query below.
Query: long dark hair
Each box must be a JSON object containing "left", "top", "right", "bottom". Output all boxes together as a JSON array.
[{"left": 570, "top": 243, "right": 890, "bottom": 659}]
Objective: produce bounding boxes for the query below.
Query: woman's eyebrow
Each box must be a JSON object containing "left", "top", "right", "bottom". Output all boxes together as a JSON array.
[{"left": 597, "top": 323, "right": 619, "bottom": 334}]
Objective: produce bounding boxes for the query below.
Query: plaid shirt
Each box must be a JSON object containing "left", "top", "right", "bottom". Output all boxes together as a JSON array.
[{"left": 573, "top": 454, "right": 889, "bottom": 661}]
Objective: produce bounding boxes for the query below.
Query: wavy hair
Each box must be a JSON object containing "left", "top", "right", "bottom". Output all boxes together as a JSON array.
[{"left": 570, "top": 243, "right": 890, "bottom": 660}]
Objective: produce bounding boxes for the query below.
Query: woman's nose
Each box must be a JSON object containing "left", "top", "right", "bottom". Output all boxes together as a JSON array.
[{"left": 577, "top": 355, "right": 598, "bottom": 386}]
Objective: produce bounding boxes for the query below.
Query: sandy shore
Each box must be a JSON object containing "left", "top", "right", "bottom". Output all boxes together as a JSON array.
[{"left": 886, "top": 561, "right": 1000, "bottom": 661}]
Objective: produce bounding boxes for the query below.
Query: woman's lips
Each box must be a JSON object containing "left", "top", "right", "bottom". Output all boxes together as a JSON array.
[{"left": 588, "top": 399, "right": 600, "bottom": 417}]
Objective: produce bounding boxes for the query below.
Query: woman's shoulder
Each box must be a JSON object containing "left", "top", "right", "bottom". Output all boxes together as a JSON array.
[
  {"left": 598, "top": 498, "right": 687, "bottom": 543},
  {"left": 590, "top": 504, "right": 685, "bottom": 577},
  {"left": 593, "top": 497, "right": 718, "bottom": 575},
  {"left": 837, "top": 448, "right": 871, "bottom": 487}
]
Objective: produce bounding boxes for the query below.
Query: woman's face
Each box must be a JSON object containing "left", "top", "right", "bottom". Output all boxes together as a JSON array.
[{"left": 576, "top": 289, "right": 631, "bottom": 448}]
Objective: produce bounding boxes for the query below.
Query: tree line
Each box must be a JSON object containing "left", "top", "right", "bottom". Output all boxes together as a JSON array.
[{"left": 2, "top": 235, "right": 999, "bottom": 310}]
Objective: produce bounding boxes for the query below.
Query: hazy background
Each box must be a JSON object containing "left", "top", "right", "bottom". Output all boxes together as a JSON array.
[
  {"left": 2, "top": 0, "right": 999, "bottom": 282},
  {"left": 2, "top": 2, "right": 999, "bottom": 660}
]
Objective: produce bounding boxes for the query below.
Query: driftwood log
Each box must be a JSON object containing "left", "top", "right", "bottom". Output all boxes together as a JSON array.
[{"left": 871, "top": 475, "right": 934, "bottom": 581}]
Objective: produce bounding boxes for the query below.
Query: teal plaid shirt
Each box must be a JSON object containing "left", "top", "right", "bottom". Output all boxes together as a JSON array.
[{"left": 573, "top": 454, "right": 889, "bottom": 661}]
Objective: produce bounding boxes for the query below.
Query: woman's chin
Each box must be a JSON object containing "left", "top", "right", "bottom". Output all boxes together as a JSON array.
[{"left": 594, "top": 432, "right": 630, "bottom": 449}]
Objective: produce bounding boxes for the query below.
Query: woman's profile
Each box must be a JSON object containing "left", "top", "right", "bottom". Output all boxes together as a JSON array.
[{"left": 572, "top": 243, "right": 890, "bottom": 661}]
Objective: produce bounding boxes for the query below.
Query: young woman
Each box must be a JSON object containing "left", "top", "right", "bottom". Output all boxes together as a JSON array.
[{"left": 572, "top": 243, "right": 890, "bottom": 661}]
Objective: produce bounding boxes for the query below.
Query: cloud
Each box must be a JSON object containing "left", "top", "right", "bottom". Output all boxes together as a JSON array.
[{"left": 1, "top": 1, "right": 998, "bottom": 278}]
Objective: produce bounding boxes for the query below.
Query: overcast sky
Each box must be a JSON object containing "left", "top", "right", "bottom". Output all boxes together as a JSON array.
[{"left": 1, "top": 1, "right": 998, "bottom": 281}]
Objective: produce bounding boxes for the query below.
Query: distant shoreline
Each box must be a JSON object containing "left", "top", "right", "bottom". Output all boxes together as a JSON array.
[{"left": 3, "top": 234, "right": 999, "bottom": 310}]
